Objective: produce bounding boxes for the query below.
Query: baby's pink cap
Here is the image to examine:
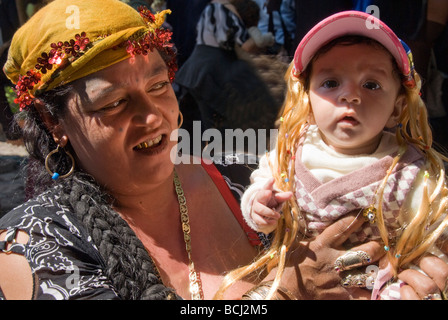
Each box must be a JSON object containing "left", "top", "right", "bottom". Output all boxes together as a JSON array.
[{"left": 293, "top": 10, "right": 412, "bottom": 81}]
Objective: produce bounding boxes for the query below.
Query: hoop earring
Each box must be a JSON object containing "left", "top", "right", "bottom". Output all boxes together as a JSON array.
[
  {"left": 45, "top": 146, "right": 75, "bottom": 180},
  {"left": 178, "top": 110, "right": 183, "bottom": 129}
]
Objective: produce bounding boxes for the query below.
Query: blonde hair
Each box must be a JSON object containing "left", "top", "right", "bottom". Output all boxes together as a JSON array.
[{"left": 214, "top": 38, "right": 448, "bottom": 299}]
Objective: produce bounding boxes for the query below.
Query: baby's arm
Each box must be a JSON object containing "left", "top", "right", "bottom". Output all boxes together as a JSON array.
[
  {"left": 241, "top": 152, "right": 292, "bottom": 234},
  {"left": 250, "top": 178, "right": 293, "bottom": 234}
]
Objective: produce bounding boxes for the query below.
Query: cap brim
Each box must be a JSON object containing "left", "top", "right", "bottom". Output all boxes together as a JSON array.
[{"left": 294, "top": 11, "right": 410, "bottom": 76}]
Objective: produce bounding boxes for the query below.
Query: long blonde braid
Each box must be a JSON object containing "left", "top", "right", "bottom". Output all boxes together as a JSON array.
[
  {"left": 372, "top": 72, "right": 448, "bottom": 275},
  {"left": 213, "top": 63, "right": 307, "bottom": 300}
]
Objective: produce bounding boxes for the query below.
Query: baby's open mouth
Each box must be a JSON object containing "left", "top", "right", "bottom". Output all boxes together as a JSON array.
[
  {"left": 134, "top": 135, "right": 163, "bottom": 150},
  {"left": 339, "top": 116, "right": 359, "bottom": 124}
]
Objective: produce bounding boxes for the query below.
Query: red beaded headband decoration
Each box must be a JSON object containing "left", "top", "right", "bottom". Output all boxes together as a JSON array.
[{"left": 13, "top": 7, "right": 177, "bottom": 111}]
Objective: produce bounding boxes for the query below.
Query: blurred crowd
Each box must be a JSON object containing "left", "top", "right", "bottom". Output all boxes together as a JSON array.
[{"left": 1, "top": 0, "right": 447, "bottom": 153}]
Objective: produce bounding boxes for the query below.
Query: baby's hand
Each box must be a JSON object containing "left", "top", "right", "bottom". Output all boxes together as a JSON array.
[{"left": 250, "top": 178, "right": 293, "bottom": 234}]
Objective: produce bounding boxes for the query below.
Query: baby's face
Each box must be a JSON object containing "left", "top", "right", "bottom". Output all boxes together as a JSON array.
[{"left": 308, "top": 43, "right": 405, "bottom": 155}]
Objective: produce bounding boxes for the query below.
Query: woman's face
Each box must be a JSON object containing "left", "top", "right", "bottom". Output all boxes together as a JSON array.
[
  {"left": 59, "top": 51, "right": 179, "bottom": 195},
  {"left": 308, "top": 43, "right": 405, "bottom": 155}
]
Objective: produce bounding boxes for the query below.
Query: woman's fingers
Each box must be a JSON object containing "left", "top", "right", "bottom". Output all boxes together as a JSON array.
[
  {"left": 397, "top": 253, "right": 448, "bottom": 300},
  {"left": 418, "top": 254, "right": 448, "bottom": 292},
  {"left": 349, "top": 241, "right": 385, "bottom": 265},
  {"left": 318, "top": 213, "right": 365, "bottom": 248},
  {"left": 398, "top": 268, "right": 441, "bottom": 299},
  {"left": 314, "top": 215, "right": 386, "bottom": 299},
  {"left": 400, "top": 284, "right": 421, "bottom": 300},
  {"left": 333, "top": 241, "right": 384, "bottom": 276}
]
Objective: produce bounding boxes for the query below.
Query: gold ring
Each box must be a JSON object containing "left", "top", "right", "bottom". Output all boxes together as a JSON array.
[
  {"left": 340, "top": 270, "right": 374, "bottom": 288},
  {"left": 334, "top": 250, "right": 372, "bottom": 272},
  {"left": 422, "top": 293, "right": 443, "bottom": 300}
]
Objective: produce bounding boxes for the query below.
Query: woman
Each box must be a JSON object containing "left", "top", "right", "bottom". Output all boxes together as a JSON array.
[{"left": 0, "top": 0, "right": 445, "bottom": 300}]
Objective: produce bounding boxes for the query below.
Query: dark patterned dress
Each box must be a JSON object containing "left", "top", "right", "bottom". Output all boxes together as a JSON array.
[{"left": 0, "top": 157, "right": 265, "bottom": 299}]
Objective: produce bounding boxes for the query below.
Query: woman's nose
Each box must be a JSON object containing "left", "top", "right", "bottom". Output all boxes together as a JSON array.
[{"left": 131, "top": 93, "right": 163, "bottom": 127}]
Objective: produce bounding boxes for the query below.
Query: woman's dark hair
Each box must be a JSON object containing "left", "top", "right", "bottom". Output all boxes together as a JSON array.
[
  {"left": 20, "top": 84, "right": 74, "bottom": 196},
  {"left": 56, "top": 171, "right": 178, "bottom": 299}
]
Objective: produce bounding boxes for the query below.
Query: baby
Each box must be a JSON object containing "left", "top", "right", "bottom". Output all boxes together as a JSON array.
[{"left": 241, "top": 11, "right": 448, "bottom": 299}]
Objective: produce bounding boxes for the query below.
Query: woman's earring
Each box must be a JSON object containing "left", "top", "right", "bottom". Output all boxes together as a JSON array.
[
  {"left": 45, "top": 145, "right": 75, "bottom": 180},
  {"left": 178, "top": 110, "right": 183, "bottom": 129}
]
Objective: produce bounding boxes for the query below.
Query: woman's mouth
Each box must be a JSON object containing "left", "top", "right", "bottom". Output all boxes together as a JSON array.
[{"left": 134, "top": 134, "right": 163, "bottom": 150}]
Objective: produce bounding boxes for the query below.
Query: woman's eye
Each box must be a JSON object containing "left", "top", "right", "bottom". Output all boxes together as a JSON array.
[
  {"left": 363, "top": 81, "right": 381, "bottom": 90},
  {"left": 322, "top": 80, "right": 338, "bottom": 88},
  {"left": 101, "top": 99, "right": 126, "bottom": 112},
  {"left": 149, "top": 81, "right": 169, "bottom": 92}
]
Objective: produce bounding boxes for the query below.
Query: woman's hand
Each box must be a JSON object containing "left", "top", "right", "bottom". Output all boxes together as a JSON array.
[
  {"left": 399, "top": 253, "right": 448, "bottom": 300},
  {"left": 262, "top": 213, "right": 448, "bottom": 300},
  {"left": 279, "top": 214, "right": 384, "bottom": 299}
]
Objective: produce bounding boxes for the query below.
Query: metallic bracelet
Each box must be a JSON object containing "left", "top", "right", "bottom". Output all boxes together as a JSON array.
[{"left": 242, "top": 280, "right": 297, "bottom": 300}]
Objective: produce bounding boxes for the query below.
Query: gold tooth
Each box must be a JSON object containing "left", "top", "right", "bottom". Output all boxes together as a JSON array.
[{"left": 136, "top": 135, "right": 162, "bottom": 150}]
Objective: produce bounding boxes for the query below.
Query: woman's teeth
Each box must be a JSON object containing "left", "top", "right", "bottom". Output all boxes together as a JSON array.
[{"left": 135, "top": 135, "right": 162, "bottom": 150}]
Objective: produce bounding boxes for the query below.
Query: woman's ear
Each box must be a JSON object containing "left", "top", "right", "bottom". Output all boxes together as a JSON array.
[
  {"left": 34, "top": 99, "right": 68, "bottom": 147},
  {"left": 385, "top": 94, "right": 406, "bottom": 128}
]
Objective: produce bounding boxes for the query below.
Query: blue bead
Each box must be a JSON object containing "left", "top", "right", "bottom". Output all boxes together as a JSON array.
[{"left": 52, "top": 172, "right": 60, "bottom": 180}]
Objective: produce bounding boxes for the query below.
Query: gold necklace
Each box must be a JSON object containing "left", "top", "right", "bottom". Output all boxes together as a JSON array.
[{"left": 173, "top": 170, "right": 204, "bottom": 300}]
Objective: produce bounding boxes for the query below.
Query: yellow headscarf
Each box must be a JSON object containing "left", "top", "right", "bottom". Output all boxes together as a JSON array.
[{"left": 3, "top": 0, "right": 173, "bottom": 110}]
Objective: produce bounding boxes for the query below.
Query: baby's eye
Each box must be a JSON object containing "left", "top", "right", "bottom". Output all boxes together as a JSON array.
[
  {"left": 322, "top": 80, "right": 339, "bottom": 88},
  {"left": 363, "top": 81, "right": 381, "bottom": 90}
]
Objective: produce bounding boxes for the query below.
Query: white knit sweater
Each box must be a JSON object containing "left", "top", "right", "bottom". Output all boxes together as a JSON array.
[{"left": 241, "top": 125, "right": 425, "bottom": 233}]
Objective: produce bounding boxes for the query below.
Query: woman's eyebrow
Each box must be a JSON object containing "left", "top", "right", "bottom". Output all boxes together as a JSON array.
[
  {"left": 143, "top": 61, "right": 169, "bottom": 78},
  {"left": 85, "top": 61, "right": 169, "bottom": 102}
]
